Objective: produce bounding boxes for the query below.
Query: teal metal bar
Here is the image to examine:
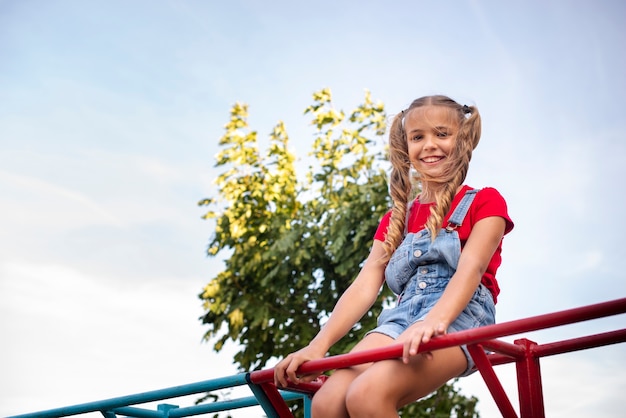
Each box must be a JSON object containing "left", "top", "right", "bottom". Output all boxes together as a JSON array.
[
  {"left": 107, "top": 406, "right": 162, "bottom": 418},
  {"left": 9, "top": 371, "right": 308, "bottom": 418},
  {"left": 303, "top": 394, "right": 312, "bottom": 418},
  {"left": 247, "top": 383, "right": 281, "bottom": 418},
  {"left": 168, "top": 393, "right": 303, "bottom": 417},
  {"left": 9, "top": 373, "right": 249, "bottom": 418}
]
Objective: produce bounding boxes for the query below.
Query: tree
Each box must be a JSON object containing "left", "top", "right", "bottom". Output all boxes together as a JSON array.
[{"left": 198, "top": 88, "right": 479, "bottom": 417}]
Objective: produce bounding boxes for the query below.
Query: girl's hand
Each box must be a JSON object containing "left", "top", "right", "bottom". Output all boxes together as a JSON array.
[
  {"left": 273, "top": 344, "right": 327, "bottom": 387},
  {"left": 397, "top": 318, "right": 448, "bottom": 364}
]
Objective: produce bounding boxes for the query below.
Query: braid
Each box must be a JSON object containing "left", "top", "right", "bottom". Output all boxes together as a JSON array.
[{"left": 382, "top": 112, "right": 413, "bottom": 261}]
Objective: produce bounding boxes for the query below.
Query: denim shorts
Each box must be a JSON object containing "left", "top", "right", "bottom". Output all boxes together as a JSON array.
[{"left": 368, "top": 276, "right": 495, "bottom": 377}]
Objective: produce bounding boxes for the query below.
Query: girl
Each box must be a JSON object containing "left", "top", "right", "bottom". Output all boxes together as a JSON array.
[{"left": 274, "top": 95, "right": 514, "bottom": 417}]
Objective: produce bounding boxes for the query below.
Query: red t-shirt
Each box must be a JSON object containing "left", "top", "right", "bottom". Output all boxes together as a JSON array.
[{"left": 374, "top": 185, "right": 514, "bottom": 303}]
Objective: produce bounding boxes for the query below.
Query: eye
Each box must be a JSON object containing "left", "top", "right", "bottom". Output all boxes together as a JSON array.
[
  {"left": 436, "top": 131, "right": 449, "bottom": 138},
  {"left": 411, "top": 134, "right": 423, "bottom": 142}
]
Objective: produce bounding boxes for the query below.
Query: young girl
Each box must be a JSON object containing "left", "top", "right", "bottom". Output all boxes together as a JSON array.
[{"left": 274, "top": 95, "right": 514, "bottom": 417}]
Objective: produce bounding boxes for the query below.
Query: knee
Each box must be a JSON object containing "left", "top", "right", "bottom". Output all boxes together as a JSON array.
[
  {"left": 311, "top": 385, "right": 347, "bottom": 418},
  {"left": 345, "top": 379, "right": 382, "bottom": 417}
]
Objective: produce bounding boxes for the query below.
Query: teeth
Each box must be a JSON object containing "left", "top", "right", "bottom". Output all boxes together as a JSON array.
[{"left": 422, "top": 157, "right": 442, "bottom": 163}]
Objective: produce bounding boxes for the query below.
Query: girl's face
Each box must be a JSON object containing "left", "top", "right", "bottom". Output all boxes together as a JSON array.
[{"left": 404, "top": 105, "right": 458, "bottom": 178}]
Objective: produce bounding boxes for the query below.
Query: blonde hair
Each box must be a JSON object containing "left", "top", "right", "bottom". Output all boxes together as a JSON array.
[{"left": 382, "top": 95, "right": 481, "bottom": 261}]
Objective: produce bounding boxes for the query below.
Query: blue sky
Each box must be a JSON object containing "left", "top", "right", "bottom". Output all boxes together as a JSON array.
[{"left": 1, "top": 1, "right": 625, "bottom": 416}]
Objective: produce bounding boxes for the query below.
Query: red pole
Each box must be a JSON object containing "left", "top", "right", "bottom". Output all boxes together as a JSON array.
[
  {"left": 257, "top": 382, "right": 295, "bottom": 418},
  {"left": 515, "top": 339, "right": 545, "bottom": 418},
  {"left": 468, "top": 344, "right": 519, "bottom": 418}
]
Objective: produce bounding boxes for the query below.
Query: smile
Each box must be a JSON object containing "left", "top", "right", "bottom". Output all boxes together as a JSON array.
[{"left": 421, "top": 156, "right": 445, "bottom": 164}]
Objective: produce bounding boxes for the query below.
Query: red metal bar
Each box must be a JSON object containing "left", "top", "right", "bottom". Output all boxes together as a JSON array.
[
  {"left": 484, "top": 352, "right": 517, "bottom": 367},
  {"left": 468, "top": 344, "right": 518, "bottom": 418},
  {"left": 250, "top": 345, "right": 404, "bottom": 384},
  {"left": 533, "top": 328, "right": 626, "bottom": 358},
  {"left": 247, "top": 297, "right": 626, "bottom": 418},
  {"left": 251, "top": 298, "right": 626, "bottom": 385},
  {"left": 279, "top": 377, "right": 326, "bottom": 395},
  {"left": 515, "top": 339, "right": 545, "bottom": 418},
  {"left": 422, "top": 297, "right": 626, "bottom": 353},
  {"left": 482, "top": 338, "right": 527, "bottom": 358}
]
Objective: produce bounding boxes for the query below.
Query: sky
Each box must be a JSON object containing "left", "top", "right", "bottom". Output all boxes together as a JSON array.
[{"left": 1, "top": 0, "right": 625, "bottom": 417}]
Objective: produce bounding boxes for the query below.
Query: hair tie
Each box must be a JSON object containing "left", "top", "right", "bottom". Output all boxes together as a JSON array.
[{"left": 462, "top": 105, "right": 471, "bottom": 114}]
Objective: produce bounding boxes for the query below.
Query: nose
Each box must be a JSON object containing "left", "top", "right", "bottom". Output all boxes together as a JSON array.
[{"left": 422, "top": 134, "right": 436, "bottom": 149}]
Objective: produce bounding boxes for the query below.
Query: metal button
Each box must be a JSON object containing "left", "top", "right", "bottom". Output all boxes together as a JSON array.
[
  {"left": 420, "top": 268, "right": 428, "bottom": 274},
  {"left": 419, "top": 281, "right": 427, "bottom": 289},
  {"left": 413, "top": 249, "right": 422, "bottom": 257}
]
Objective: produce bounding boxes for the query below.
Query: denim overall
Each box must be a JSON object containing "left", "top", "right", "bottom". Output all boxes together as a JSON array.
[{"left": 371, "top": 189, "right": 495, "bottom": 376}]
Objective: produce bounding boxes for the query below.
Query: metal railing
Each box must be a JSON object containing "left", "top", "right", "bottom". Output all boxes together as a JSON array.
[{"left": 10, "top": 297, "right": 626, "bottom": 418}]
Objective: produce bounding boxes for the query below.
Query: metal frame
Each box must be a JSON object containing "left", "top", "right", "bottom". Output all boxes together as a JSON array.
[{"left": 10, "top": 297, "right": 626, "bottom": 418}]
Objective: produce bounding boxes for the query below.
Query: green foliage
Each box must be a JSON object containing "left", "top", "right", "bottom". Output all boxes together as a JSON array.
[
  {"left": 198, "top": 89, "right": 390, "bottom": 368},
  {"left": 199, "top": 88, "right": 479, "bottom": 417}
]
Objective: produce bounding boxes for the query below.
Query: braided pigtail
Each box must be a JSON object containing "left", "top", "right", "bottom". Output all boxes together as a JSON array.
[{"left": 382, "top": 111, "right": 413, "bottom": 261}]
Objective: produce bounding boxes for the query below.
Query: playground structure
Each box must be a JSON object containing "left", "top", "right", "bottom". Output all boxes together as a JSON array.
[{"left": 9, "top": 297, "right": 626, "bottom": 418}]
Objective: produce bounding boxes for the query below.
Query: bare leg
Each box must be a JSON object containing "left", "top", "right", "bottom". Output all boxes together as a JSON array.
[
  {"left": 345, "top": 345, "right": 467, "bottom": 417},
  {"left": 310, "top": 332, "right": 394, "bottom": 418}
]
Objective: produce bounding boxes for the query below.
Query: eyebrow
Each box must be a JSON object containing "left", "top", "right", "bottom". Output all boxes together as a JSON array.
[{"left": 407, "top": 125, "right": 451, "bottom": 133}]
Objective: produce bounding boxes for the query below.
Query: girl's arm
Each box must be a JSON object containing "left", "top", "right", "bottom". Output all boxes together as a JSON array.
[
  {"left": 274, "top": 239, "right": 387, "bottom": 386},
  {"left": 400, "top": 216, "right": 506, "bottom": 362}
]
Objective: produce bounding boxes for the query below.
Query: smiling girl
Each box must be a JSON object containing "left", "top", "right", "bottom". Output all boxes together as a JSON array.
[{"left": 275, "top": 95, "right": 514, "bottom": 417}]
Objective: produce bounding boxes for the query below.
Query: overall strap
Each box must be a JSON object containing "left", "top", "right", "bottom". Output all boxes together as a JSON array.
[{"left": 445, "top": 188, "right": 480, "bottom": 232}]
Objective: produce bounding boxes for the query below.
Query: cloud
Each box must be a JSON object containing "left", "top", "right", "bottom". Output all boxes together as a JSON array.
[
  {"left": 0, "top": 261, "right": 254, "bottom": 417},
  {"left": 0, "top": 169, "right": 123, "bottom": 227}
]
